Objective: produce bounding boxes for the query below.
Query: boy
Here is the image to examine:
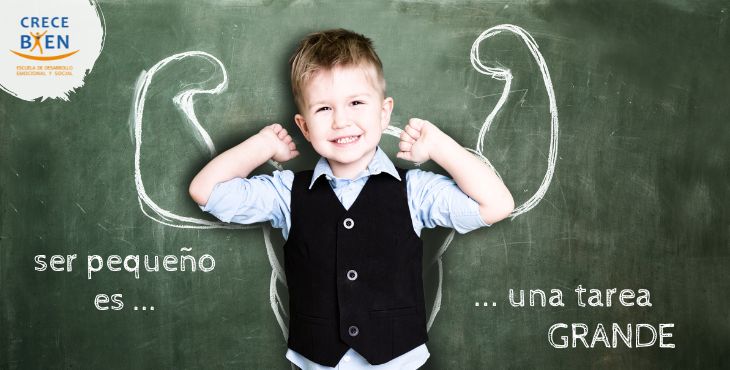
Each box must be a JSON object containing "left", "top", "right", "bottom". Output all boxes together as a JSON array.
[{"left": 189, "top": 29, "right": 514, "bottom": 369}]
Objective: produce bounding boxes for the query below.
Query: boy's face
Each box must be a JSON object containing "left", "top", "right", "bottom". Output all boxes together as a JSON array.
[{"left": 294, "top": 64, "right": 393, "bottom": 178}]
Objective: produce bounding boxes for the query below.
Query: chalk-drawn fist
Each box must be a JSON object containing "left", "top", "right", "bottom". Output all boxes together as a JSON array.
[
  {"left": 396, "top": 118, "right": 443, "bottom": 163},
  {"left": 260, "top": 123, "right": 299, "bottom": 163}
]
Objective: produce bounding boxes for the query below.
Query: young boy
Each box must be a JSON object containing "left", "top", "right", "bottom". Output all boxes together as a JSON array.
[{"left": 189, "top": 29, "right": 514, "bottom": 369}]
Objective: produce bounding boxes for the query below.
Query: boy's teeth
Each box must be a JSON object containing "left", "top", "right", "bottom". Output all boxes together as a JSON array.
[{"left": 336, "top": 136, "right": 358, "bottom": 144}]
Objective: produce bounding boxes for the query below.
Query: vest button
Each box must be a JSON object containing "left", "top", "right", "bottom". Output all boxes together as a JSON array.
[
  {"left": 348, "top": 325, "right": 359, "bottom": 337},
  {"left": 347, "top": 269, "right": 358, "bottom": 281},
  {"left": 343, "top": 218, "right": 354, "bottom": 229}
]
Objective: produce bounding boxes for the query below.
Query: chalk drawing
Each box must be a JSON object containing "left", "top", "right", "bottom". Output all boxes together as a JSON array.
[
  {"left": 469, "top": 24, "right": 559, "bottom": 218},
  {"left": 131, "top": 51, "right": 289, "bottom": 337},
  {"left": 385, "top": 24, "right": 559, "bottom": 329},
  {"left": 132, "top": 24, "right": 558, "bottom": 341}
]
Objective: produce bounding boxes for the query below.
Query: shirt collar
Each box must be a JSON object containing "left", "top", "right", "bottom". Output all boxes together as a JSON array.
[{"left": 309, "top": 147, "right": 401, "bottom": 189}]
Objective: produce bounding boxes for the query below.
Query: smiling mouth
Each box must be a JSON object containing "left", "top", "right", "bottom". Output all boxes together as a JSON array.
[{"left": 332, "top": 135, "right": 361, "bottom": 144}]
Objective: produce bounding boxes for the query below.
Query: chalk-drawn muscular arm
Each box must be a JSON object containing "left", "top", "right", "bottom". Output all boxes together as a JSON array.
[
  {"left": 189, "top": 123, "right": 299, "bottom": 206},
  {"left": 397, "top": 118, "right": 515, "bottom": 225}
]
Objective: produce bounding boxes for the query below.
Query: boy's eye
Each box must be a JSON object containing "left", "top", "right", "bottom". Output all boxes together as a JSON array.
[
  {"left": 351, "top": 101, "right": 364, "bottom": 106},
  {"left": 315, "top": 106, "right": 331, "bottom": 113}
]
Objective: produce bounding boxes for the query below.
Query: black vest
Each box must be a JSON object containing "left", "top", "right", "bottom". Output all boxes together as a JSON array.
[{"left": 284, "top": 168, "right": 428, "bottom": 366}]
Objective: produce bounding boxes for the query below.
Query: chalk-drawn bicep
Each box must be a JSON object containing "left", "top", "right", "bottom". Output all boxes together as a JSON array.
[{"left": 469, "top": 24, "right": 559, "bottom": 219}]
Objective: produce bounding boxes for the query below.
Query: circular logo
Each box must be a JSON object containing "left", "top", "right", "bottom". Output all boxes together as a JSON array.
[{"left": 0, "top": 0, "right": 105, "bottom": 101}]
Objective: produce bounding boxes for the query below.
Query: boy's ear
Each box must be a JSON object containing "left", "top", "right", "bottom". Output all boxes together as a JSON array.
[
  {"left": 380, "top": 97, "right": 394, "bottom": 131},
  {"left": 294, "top": 114, "right": 311, "bottom": 141}
]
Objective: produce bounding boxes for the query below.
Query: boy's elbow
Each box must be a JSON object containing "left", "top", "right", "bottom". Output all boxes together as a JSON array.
[
  {"left": 189, "top": 181, "right": 209, "bottom": 207},
  {"left": 479, "top": 196, "right": 515, "bottom": 225}
]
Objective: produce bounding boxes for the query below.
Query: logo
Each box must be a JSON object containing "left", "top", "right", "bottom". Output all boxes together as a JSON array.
[
  {"left": 11, "top": 16, "right": 80, "bottom": 61},
  {"left": 0, "top": 0, "right": 105, "bottom": 101}
]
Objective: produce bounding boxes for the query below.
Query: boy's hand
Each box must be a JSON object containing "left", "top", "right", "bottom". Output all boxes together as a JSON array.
[
  {"left": 189, "top": 123, "right": 299, "bottom": 206},
  {"left": 396, "top": 118, "right": 444, "bottom": 163},
  {"left": 259, "top": 123, "right": 299, "bottom": 162}
]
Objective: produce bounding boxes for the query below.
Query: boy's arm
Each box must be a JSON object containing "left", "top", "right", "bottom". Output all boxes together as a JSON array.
[
  {"left": 189, "top": 123, "right": 299, "bottom": 206},
  {"left": 396, "top": 118, "right": 514, "bottom": 225}
]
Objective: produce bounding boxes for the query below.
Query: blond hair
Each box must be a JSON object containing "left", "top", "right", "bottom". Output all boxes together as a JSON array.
[{"left": 290, "top": 29, "right": 385, "bottom": 109}]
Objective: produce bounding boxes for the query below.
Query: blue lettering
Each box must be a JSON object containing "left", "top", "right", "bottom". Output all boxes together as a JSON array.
[
  {"left": 20, "top": 35, "right": 31, "bottom": 49},
  {"left": 45, "top": 35, "right": 55, "bottom": 49},
  {"left": 18, "top": 17, "right": 70, "bottom": 29},
  {"left": 43, "top": 35, "right": 70, "bottom": 50},
  {"left": 57, "top": 34, "right": 69, "bottom": 49}
]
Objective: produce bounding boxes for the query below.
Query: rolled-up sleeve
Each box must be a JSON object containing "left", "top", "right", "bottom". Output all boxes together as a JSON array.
[
  {"left": 199, "top": 170, "right": 293, "bottom": 231},
  {"left": 406, "top": 169, "right": 489, "bottom": 235}
]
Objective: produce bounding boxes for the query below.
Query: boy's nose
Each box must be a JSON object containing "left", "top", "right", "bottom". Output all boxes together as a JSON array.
[{"left": 332, "top": 111, "right": 351, "bottom": 129}]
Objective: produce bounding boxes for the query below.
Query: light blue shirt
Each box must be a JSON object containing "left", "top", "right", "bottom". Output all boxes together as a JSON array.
[{"left": 201, "top": 147, "right": 488, "bottom": 369}]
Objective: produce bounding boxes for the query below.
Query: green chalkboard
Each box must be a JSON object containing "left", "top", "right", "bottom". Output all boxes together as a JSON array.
[{"left": 2, "top": 0, "right": 729, "bottom": 369}]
